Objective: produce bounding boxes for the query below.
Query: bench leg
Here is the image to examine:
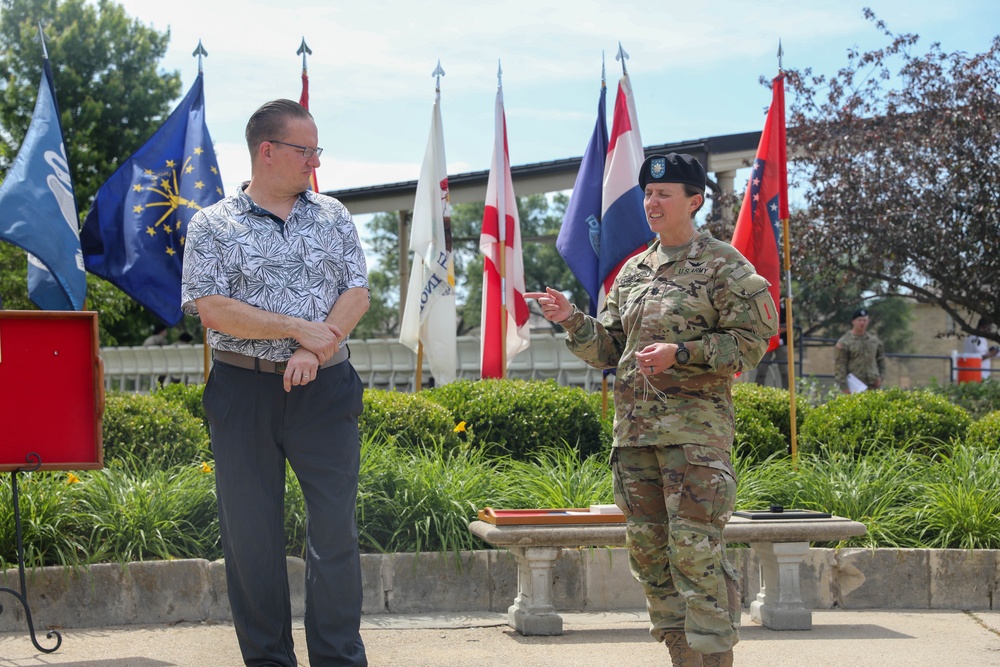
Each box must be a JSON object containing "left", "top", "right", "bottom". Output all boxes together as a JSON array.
[
  {"left": 507, "top": 546, "right": 563, "bottom": 636},
  {"left": 749, "top": 541, "right": 812, "bottom": 630}
]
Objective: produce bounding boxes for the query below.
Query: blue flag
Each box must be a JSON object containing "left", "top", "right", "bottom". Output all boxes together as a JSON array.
[
  {"left": 556, "top": 83, "right": 608, "bottom": 316},
  {"left": 81, "top": 72, "right": 224, "bottom": 325},
  {"left": 0, "top": 58, "right": 85, "bottom": 311}
]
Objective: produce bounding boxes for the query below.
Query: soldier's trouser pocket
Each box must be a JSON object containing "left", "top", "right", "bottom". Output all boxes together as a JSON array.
[{"left": 677, "top": 445, "right": 736, "bottom": 528}]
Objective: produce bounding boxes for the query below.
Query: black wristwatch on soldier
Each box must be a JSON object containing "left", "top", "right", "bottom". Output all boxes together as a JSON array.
[{"left": 675, "top": 342, "right": 690, "bottom": 365}]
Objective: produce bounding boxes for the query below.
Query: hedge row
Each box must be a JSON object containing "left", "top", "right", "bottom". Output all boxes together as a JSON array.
[{"left": 101, "top": 379, "right": 998, "bottom": 469}]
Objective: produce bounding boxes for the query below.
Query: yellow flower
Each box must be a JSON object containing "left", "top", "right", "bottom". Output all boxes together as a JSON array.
[
  {"left": 200, "top": 462, "right": 214, "bottom": 473},
  {"left": 453, "top": 421, "right": 467, "bottom": 433},
  {"left": 66, "top": 473, "right": 80, "bottom": 485}
]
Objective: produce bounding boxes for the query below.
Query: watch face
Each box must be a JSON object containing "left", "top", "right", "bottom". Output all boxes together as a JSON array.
[{"left": 677, "top": 346, "right": 689, "bottom": 363}]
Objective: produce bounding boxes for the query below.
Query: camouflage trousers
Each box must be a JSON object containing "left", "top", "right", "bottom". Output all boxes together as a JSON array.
[{"left": 611, "top": 445, "right": 740, "bottom": 654}]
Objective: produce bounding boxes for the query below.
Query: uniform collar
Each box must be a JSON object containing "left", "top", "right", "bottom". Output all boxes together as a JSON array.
[{"left": 651, "top": 229, "right": 712, "bottom": 265}]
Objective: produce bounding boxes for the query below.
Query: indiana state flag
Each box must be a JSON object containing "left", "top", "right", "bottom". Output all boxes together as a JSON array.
[
  {"left": 81, "top": 72, "right": 224, "bottom": 325},
  {"left": 0, "top": 57, "right": 86, "bottom": 311}
]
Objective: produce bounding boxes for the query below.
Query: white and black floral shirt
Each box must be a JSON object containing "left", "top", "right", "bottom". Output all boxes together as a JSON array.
[{"left": 181, "top": 185, "right": 369, "bottom": 361}]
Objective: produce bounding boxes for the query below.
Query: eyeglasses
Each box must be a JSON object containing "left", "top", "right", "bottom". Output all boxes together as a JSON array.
[{"left": 267, "top": 140, "right": 323, "bottom": 159}]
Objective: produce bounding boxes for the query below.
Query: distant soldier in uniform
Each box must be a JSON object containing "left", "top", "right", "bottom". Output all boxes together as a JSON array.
[
  {"left": 527, "top": 153, "right": 777, "bottom": 667},
  {"left": 834, "top": 308, "right": 885, "bottom": 393}
]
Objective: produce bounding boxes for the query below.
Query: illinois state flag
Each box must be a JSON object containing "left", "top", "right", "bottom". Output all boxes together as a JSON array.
[
  {"left": 0, "top": 57, "right": 86, "bottom": 311},
  {"left": 399, "top": 86, "right": 457, "bottom": 384},
  {"left": 599, "top": 73, "right": 654, "bottom": 308},
  {"left": 731, "top": 73, "right": 787, "bottom": 352},
  {"left": 480, "top": 83, "right": 529, "bottom": 378},
  {"left": 556, "top": 80, "right": 607, "bottom": 316},
  {"left": 81, "top": 72, "right": 224, "bottom": 326}
]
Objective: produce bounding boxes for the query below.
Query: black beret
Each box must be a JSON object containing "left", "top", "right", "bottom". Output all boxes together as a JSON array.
[
  {"left": 638, "top": 153, "right": 706, "bottom": 191},
  {"left": 852, "top": 308, "right": 869, "bottom": 320}
]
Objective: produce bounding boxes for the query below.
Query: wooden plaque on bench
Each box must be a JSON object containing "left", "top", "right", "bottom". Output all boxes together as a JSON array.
[
  {"left": 0, "top": 310, "right": 104, "bottom": 471},
  {"left": 478, "top": 507, "right": 626, "bottom": 525}
]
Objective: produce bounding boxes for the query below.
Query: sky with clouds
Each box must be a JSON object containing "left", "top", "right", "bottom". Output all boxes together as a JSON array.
[{"left": 110, "top": 0, "right": 998, "bottom": 200}]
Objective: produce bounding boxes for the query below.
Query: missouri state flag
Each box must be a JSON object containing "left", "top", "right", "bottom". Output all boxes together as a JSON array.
[
  {"left": 598, "top": 73, "right": 654, "bottom": 309},
  {"left": 731, "top": 73, "right": 787, "bottom": 352},
  {"left": 81, "top": 72, "right": 224, "bottom": 326},
  {"left": 480, "top": 78, "right": 530, "bottom": 378}
]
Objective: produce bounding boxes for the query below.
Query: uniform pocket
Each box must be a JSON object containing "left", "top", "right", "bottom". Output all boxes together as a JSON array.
[
  {"left": 678, "top": 445, "right": 736, "bottom": 526},
  {"left": 610, "top": 448, "right": 633, "bottom": 517}
]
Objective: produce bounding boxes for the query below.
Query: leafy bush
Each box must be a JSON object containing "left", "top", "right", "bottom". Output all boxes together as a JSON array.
[
  {"left": 927, "top": 379, "right": 1000, "bottom": 420},
  {"left": 0, "top": 471, "right": 86, "bottom": 568},
  {"left": 425, "top": 379, "right": 609, "bottom": 459},
  {"left": 733, "top": 408, "right": 787, "bottom": 463},
  {"left": 733, "top": 384, "right": 810, "bottom": 444},
  {"left": 355, "top": 434, "right": 502, "bottom": 555},
  {"left": 732, "top": 384, "right": 810, "bottom": 461},
  {"left": 101, "top": 392, "right": 212, "bottom": 468},
  {"left": 74, "top": 460, "right": 220, "bottom": 563},
  {"left": 799, "top": 388, "right": 971, "bottom": 457},
  {"left": 966, "top": 410, "right": 1000, "bottom": 451},
  {"left": 907, "top": 444, "right": 1000, "bottom": 549},
  {"left": 360, "top": 389, "right": 461, "bottom": 450},
  {"left": 153, "top": 382, "right": 207, "bottom": 433},
  {"left": 500, "top": 445, "right": 613, "bottom": 509}
]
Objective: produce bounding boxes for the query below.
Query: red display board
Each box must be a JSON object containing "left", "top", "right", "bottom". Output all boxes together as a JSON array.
[{"left": 0, "top": 311, "right": 104, "bottom": 471}]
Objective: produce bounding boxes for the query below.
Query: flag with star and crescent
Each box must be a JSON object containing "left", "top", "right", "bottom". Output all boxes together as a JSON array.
[{"left": 81, "top": 71, "right": 224, "bottom": 325}]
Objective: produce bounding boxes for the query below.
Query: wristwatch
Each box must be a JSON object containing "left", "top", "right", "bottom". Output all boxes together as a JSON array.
[{"left": 675, "top": 342, "right": 690, "bottom": 365}]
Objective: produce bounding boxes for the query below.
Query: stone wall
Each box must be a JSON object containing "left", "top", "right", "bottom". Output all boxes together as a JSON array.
[{"left": 2, "top": 547, "right": 997, "bottom": 632}]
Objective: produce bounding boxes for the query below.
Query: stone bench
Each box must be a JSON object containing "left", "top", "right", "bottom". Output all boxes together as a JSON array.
[{"left": 468, "top": 514, "right": 866, "bottom": 636}]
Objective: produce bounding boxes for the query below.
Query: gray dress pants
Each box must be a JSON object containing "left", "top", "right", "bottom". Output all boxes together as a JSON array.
[{"left": 204, "top": 359, "right": 367, "bottom": 667}]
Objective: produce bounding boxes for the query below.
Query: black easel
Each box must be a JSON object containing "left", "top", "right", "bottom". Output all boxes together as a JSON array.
[{"left": 0, "top": 452, "right": 62, "bottom": 653}]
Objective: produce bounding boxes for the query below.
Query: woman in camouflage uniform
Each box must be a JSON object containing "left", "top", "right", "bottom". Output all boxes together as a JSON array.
[{"left": 527, "top": 153, "right": 776, "bottom": 667}]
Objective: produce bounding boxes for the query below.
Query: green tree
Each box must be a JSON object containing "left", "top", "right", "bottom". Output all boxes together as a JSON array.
[
  {"left": 783, "top": 11, "right": 1000, "bottom": 336},
  {"left": 1, "top": 0, "right": 181, "bottom": 209},
  {"left": 0, "top": 0, "right": 183, "bottom": 344}
]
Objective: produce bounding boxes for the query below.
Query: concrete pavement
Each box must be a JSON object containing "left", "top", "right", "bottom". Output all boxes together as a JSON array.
[{"left": 1, "top": 609, "right": 998, "bottom": 666}]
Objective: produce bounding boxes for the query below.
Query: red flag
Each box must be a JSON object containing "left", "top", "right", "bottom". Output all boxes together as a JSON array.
[
  {"left": 299, "top": 69, "right": 319, "bottom": 192},
  {"left": 731, "top": 73, "right": 787, "bottom": 352},
  {"left": 480, "top": 84, "right": 529, "bottom": 378}
]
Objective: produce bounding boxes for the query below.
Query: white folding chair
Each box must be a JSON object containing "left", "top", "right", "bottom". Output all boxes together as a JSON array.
[
  {"left": 366, "top": 339, "right": 394, "bottom": 389},
  {"left": 456, "top": 336, "right": 481, "bottom": 379},
  {"left": 529, "top": 334, "right": 560, "bottom": 381},
  {"left": 388, "top": 342, "right": 417, "bottom": 392},
  {"left": 507, "top": 342, "right": 534, "bottom": 380},
  {"left": 346, "top": 340, "right": 372, "bottom": 388},
  {"left": 555, "top": 333, "right": 591, "bottom": 389}
]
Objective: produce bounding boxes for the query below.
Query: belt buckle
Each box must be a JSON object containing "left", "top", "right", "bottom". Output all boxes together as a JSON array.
[{"left": 274, "top": 361, "right": 287, "bottom": 373}]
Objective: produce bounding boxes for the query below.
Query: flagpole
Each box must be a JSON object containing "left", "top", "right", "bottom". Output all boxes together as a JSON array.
[
  {"left": 776, "top": 41, "right": 799, "bottom": 461},
  {"left": 495, "top": 60, "right": 508, "bottom": 379},
  {"left": 192, "top": 39, "right": 211, "bottom": 382},
  {"left": 601, "top": 50, "right": 611, "bottom": 418},
  {"left": 413, "top": 61, "right": 446, "bottom": 392}
]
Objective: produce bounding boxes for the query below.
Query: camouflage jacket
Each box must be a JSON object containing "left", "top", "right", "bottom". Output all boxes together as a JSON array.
[
  {"left": 834, "top": 331, "right": 885, "bottom": 390},
  {"left": 561, "top": 232, "right": 777, "bottom": 451}
]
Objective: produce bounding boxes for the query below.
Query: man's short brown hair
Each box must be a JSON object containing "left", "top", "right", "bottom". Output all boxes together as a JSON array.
[{"left": 245, "top": 99, "right": 313, "bottom": 158}]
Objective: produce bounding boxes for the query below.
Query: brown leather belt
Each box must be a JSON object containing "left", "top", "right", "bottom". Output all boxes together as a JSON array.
[{"left": 213, "top": 346, "right": 348, "bottom": 374}]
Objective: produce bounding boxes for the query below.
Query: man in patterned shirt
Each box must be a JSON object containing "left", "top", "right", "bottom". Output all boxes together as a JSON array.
[{"left": 181, "top": 99, "right": 370, "bottom": 667}]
